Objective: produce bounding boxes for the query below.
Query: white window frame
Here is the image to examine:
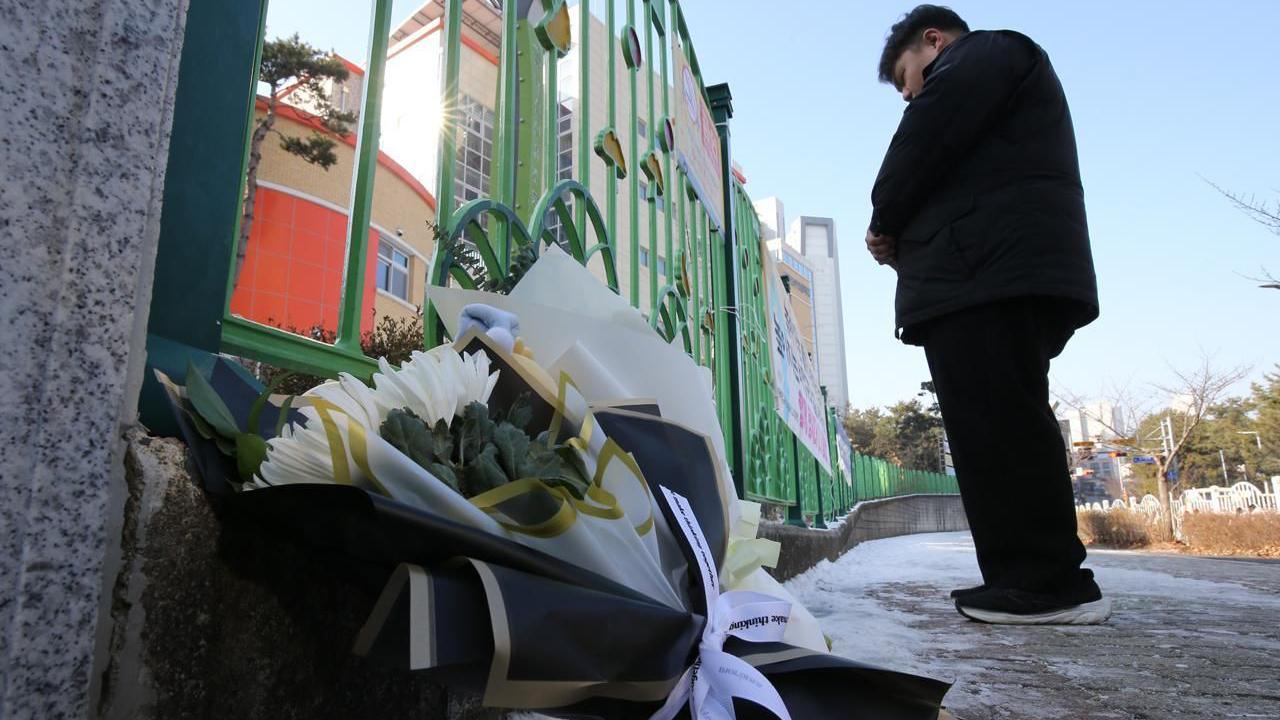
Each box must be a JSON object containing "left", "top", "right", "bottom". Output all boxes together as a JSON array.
[
  {"left": 454, "top": 94, "right": 495, "bottom": 210},
  {"left": 545, "top": 99, "right": 575, "bottom": 248},
  {"left": 376, "top": 236, "right": 412, "bottom": 303},
  {"left": 638, "top": 246, "right": 666, "bottom": 276}
]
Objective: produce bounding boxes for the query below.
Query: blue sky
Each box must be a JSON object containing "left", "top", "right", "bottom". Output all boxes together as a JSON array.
[{"left": 270, "top": 0, "right": 1279, "bottom": 410}]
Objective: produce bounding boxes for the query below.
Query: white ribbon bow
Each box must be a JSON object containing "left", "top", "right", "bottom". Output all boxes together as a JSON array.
[{"left": 650, "top": 488, "right": 793, "bottom": 720}]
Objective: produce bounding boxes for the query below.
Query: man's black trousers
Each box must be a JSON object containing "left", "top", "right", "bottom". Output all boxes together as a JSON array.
[{"left": 917, "top": 298, "right": 1094, "bottom": 594}]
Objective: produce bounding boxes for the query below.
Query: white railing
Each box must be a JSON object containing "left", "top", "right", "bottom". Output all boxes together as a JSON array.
[{"left": 1077, "top": 478, "right": 1280, "bottom": 541}]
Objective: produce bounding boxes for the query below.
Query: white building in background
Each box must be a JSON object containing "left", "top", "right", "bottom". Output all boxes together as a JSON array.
[
  {"left": 1065, "top": 402, "right": 1127, "bottom": 445},
  {"left": 1169, "top": 393, "right": 1196, "bottom": 414},
  {"left": 786, "top": 214, "right": 849, "bottom": 413},
  {"left": 752, "top": 196, "right": 819, "bottom": 361},
  {"left": 753, "top": 196, "right": 786, "bottom": 243},
  {"left": 752, "top": 198, "right": 851, "bottom": 413}
]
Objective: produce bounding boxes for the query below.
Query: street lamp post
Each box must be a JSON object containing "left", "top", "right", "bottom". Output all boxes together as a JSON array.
[{"left": 1235, "top": 431, "right": 1263, "bottom": 483}]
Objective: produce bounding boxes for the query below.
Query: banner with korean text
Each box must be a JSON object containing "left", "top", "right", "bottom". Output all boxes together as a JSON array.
[
  {"left": 672, "top": 36, "right": 726, "bottom": 228},
  {"left": 761, "top": 244, "right": 830, "bottom": 473}
]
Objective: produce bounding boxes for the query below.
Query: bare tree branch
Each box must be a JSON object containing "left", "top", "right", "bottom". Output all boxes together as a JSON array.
[
  {"left": 1203, "top": 176, "right": 1280, "bottom": 234},
  {"left": 1202, "top": 177, "right": 1279, "bottom": 290},
  {"left": 1245, "top": 266, "right": 1280, "bottom": 290}
]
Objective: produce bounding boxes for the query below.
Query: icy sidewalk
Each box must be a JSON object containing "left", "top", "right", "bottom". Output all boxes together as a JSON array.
[{"left": 785, "top": 531, "right": 1280, "bottom": 720}]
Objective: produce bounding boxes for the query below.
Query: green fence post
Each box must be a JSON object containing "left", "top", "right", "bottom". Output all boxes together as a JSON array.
[
  {"left": 863, "top": 454, "right": 871, "bottom": 502},
  {"left": 334, "top": 0, "right": 394, "bottom": 356},
  {"left": 812, "top": 456, "right": 828, "bottom": 529},
  {"left": 137, "top": 0, "right": 268, "bottom": 434},
  {"left": 853, "top": 453, "right": 862, "bottom": 503},
  {"left": 708, "top": 83, "right": 745, "bottom": 498},
  {"left": 786, "top": 434, "right": 806, "bottom": 526}
]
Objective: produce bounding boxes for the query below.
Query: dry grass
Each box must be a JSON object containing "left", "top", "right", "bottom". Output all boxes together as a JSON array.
[
  {"left": 1179, "top": 511, "right": 1280, "bottom": 557},
  {"left": 1076, "top": 509, "right": 1169, "bottom": 548},
  {"left": 1077, "top": 508, "right": 1280, "bottom": 557}
]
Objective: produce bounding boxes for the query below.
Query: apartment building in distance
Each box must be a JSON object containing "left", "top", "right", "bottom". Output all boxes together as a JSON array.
[
  {"left": 754, "top": 197, "right": 818, "bottom": 361},
  {"left": 785, "top": 215, "right": 849, "bottom": 413}
]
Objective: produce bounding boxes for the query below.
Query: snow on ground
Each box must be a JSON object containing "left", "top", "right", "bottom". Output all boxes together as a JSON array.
[
  {"left": 783, "top": 531, "right": 1280, "bottom": 719},
  {"left": 784, "top": 532, "right": 985, "bottom": 678},
  {"left": 784, "top": 531, "right": 1280, "bottom": 677}
]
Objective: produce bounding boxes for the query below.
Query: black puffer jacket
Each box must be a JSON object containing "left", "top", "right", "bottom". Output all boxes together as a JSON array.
[{"left": 869, "top": 30, "right": 1098, "bottom": 344}]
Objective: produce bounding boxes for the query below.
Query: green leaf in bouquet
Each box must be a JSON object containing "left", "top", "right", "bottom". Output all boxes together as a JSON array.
[
  {"left": 212, "top": 433, "right": 236, "bottom": 456},
  {"left": 493, "top": 422, "right": 531, "bottom": 479},
  {"left": 496, "top": 243, "right": 538, "bottom": 294},
  {"left": 381, "top": 408, "right": 440, "bottom": 470},
  {"left": 510, "top": 431, "right": 592, "bottom": 499},
  {"left": 430, "top": 419, "right": 454, "bottom": 462},
  {"left": 184, "top": 360, "right": 239, "bottom": 438},
  {"left": 458, "top": 402, "right": 497, "bottom": 465},
  {"left": 554, "top": 445, "right": 592, "bottom": 492},
  {"left": 429, "top": 462, "right": 461, "bottom": 494},
  {"left": 545, "top": 446, "right": 591, "bottom": 500},
  {"left": 461, "top": 445, "right": 508, "bottom": 497},
  {"left": 272, "top": 395, "right": 295, "bottom": 439},
  {"left": 248, "top": 371, "right": 294, "bottom": 436},
  {"left": 539, "top": 475, "right": 589, "bottom": 501},
  {"left": 183, "top": 406, "right": 237, "bottom": 455},
  {"left": 504, "top": 392, "right": 533, "bottom": 432},
  {"left": 518, "top": 439, "right": 564, "bottom": 481},
  {"left": 235, "top": 432, "right": 269, "bottom": 483},
  {"left": 182, "top": 405, "right": 218, "bottom": 441}
]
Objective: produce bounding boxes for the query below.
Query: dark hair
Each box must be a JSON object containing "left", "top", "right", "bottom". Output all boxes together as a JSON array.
[{"left": 878, "top": 5, "right": 970, "bottom": 85}]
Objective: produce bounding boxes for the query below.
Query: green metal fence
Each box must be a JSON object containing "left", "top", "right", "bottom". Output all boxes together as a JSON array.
[{"left": 142, "top": 0, "right": 957, "bottom": 528}]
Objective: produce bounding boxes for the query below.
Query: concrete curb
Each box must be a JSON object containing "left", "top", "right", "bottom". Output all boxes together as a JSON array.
[
  {"left": 97, "top": 431, "right": 467, "bottom": 720},
  {"left": 759, "top": 495, "right": 970, "bottom": 581}
]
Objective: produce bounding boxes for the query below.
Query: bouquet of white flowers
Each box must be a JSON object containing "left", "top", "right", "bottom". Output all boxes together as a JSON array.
[{"left": 159, "top": 247, "right": 950, "bottom": 719}]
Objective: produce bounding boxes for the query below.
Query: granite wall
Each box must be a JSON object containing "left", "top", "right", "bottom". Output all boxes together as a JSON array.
[
  {"left": 0, "top": 0, "right": 189, "bottom": 716},
  {"left": 94, "top": 431, "right": 466, "bottom": 720}
]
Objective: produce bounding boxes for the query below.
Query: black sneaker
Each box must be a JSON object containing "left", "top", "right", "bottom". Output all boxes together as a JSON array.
[
  {"left": 948, "top": 584, "right": 987, "bottom": 599},
  {"left": 955, "top": 584, "right": 1112, "bottom": 625}
]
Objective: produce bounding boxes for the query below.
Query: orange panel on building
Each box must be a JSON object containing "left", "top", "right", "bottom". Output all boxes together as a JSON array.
[{"left": 229, "top": 187, "right": 377, "bottom": 335}]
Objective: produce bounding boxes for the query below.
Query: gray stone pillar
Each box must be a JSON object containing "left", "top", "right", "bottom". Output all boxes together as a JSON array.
[{"left": 0, "top": 0, "right": 189, "bottom": 716}]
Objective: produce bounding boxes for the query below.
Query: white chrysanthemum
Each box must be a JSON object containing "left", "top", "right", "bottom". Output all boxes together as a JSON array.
[
  {"left": 256, "top": 345, "right": 498, "bottom": 488},
  {"left": 370, "top": 345, "right": 498, "bottom": 426},
  {"left": 256, "top": 409, "right": 353, "bottom": 487}
]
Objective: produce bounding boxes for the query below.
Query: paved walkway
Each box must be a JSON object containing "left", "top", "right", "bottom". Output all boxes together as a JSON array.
[{"left": 785, "top": 532, "right": 1280, "bottom": 720}]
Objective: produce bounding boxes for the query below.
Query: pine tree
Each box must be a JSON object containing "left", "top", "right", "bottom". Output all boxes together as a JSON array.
[
  {"left": 1251, "top": 365, "right": 1280, "bottom": 478},
  {"left": 236, "top": 34, "right": 358, "bottom": 284}
]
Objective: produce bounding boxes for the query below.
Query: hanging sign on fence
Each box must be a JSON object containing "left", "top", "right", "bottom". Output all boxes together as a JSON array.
[
  {"left": 835, "top": 421, "right": 854, "bottom": 486},
  {"left": 672, "top": 37, "right": 726, "bottom": 229},
  {"left": 761, "top": 244, "right": 831, "bottom": 473}
]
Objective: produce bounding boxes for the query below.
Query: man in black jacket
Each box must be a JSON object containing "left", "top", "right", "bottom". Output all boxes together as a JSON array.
[{"left": 867, "top": 5, "right": 1110, "bottom": 624}]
